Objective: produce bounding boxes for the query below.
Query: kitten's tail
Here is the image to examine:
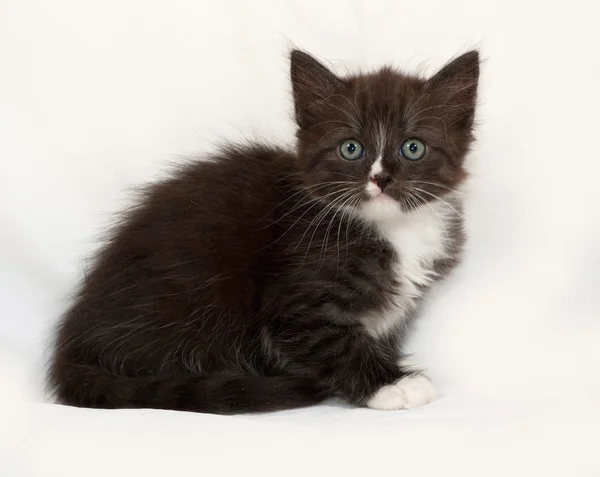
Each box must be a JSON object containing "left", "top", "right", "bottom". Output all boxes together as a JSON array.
[{"left": 51, "top": 364, "right": 326, "bottom": 414}]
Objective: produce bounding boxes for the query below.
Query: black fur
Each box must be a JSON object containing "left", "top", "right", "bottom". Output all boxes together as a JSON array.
[{"left": 49, "top": 50, "right": 479, "bottom": 413}]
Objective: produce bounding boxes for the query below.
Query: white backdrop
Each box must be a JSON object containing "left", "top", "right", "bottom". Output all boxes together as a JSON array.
[{"left": 1, "top": 0, "right": 599, "bottom": 475}]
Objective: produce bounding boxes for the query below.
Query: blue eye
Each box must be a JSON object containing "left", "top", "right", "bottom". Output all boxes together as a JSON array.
[
  {"left": 339, "top": 139, "right": 365, "bottom": 161},
  {"left": 400, "top": 138, "right": 426, "bottom": 161}
]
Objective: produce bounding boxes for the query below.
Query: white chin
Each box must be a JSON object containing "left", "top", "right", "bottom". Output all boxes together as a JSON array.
[{"left": 359, "top": 195, "right": 403, "bottom": 222}]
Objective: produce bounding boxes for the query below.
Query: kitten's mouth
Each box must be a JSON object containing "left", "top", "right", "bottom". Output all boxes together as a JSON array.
[
  {"left": 366, "top": 187, "right": 397, "bottom": 205},
  {"left": 372, "top": 192, "right": 393, "bottom": 202}
]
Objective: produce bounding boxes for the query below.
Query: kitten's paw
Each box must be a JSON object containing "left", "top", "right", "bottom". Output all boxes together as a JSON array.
[{"left": 366, "top": 374, "right": 439, "bottom": 410}]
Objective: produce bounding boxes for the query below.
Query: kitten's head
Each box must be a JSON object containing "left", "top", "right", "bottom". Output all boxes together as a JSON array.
[{"left": 290, "top": 49, "right": 479, "bottom": 220}]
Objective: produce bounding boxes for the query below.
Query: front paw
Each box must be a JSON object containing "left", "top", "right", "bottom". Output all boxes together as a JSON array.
[{"left": 366, "top": 374, "right": 439, "bottom": 410}]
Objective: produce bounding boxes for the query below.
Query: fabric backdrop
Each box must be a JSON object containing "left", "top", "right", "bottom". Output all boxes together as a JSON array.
[{"left": 1, "top": 0, "right": 599, "bottom": 475}]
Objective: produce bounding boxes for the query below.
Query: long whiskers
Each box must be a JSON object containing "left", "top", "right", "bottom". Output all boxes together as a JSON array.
[
  {"left": 262, "top": 181, "right": 358, "bottom": 223},
  {"left": 406, "top": 189, "right": 454, "bottom": 254},
  {"left": 320, "top": 191, "right": 359, "bottom": 273},
  {"left": 263, "top": 186, "right": 356, "bottom": 248},
  {"left": 276, "top": 184, "right": 357, "bottom": 222},
  {"left": 295, "top": 189, "right": 357, "bottom": 254},
  {"left": 406, "top": 186, "right": 463, "bottom": 218},
  {"left": 335, "top": 193, "right": 361, "bottom": 273},
  {"left": 406, "top": 180, "right": 455, "bottom": 192},
  {"left": 269, "top": 187, "right": 352, "bottom": 246},
  {"left": 295, "top": 190, "right": 358, "bottom": 268}
]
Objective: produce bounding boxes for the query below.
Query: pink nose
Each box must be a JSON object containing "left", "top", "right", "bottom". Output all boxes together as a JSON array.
[{"left": 371, "top": 173, "right": 393, "bottom": 191}]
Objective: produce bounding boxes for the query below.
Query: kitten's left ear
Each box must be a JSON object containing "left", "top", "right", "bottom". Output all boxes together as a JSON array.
[
  {"left": 290, "top": 50, "right": 344, "bottom": 128},
  {"left": 426, "top": 50, "right": 480, "bottom": 131}
]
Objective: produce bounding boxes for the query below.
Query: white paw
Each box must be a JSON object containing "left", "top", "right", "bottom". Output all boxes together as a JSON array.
[{"left": 366, "top": 374, "right": 439, "bottom": 410}]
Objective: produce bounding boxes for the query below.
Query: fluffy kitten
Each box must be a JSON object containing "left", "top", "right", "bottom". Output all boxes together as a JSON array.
[{"left": 49, "top": 49, "right": 479, "bottom": 414}]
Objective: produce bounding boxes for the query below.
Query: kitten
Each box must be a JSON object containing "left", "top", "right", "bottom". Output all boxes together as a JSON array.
[{"left": 49, "top": 49, "right": 479, "bottom": 414}]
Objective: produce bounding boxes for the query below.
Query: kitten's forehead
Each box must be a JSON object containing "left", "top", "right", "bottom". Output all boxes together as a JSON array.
[
  {"left": 351, "top": 69, "right": 426, "bottom": 112},
  {"left": 340, "top": 70, "right": 429, "bottom": 133}
]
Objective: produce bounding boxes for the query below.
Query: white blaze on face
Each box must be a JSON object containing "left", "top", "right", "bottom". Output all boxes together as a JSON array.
[
  {"left": 366, "top": 121, "right": 387, "bottom": 198},
  {"left": 366, "top": 157, "right": 383, "bottom": 197}
]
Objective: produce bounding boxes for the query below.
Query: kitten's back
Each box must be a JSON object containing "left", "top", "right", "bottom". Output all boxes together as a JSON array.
[{"left": 49, "top": 144, "right": 310, "bottom": 411}]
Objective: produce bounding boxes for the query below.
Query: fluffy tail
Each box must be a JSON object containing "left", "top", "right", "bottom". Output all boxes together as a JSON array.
[{"left": 51, "top": 364, "right": 325, "bottom": 414}]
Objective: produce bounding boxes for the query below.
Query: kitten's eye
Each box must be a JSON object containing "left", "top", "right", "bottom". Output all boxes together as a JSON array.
[
  {"left": 400, "top": 138, "right": 426, "bottom": 161},
  {"left": 339, "top": 139, "right": 365, "bottom": 161}
]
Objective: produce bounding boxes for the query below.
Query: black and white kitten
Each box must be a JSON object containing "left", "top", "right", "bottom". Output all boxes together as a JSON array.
[{"left": 49, "top": 49, "right": 479, "bottom": 414}]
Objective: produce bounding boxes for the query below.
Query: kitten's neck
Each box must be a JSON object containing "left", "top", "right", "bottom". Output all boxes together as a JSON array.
[{"left": 355, "top": 190, "right": 464, "bottom": 233}]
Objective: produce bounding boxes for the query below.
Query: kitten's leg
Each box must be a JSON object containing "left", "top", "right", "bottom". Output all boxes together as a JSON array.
[{"left": 273, "top": 322, "right": 438, "bottom": 410}]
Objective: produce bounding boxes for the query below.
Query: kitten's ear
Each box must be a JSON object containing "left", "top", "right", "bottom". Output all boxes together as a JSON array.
[
  {"left": 290, "top": 50, "right": 343, "bottom": 128},
  {"left": 426, "top": 50, "right": 480, "bottom": 131}
]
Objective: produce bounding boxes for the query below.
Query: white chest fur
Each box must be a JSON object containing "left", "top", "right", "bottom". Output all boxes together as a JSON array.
[{"left": 357, "top": 198, "right": 458, "bottom": 338}]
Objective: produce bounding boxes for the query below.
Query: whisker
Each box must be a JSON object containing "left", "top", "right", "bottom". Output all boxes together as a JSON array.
[
  {"left": 308, "top": 93, "right": 362, "bottom": 130},
  {"left": 401, "top": 88, "right": 416, "bottom": 124},
  {"left": 407, "top": 103, "right": 468, "bottom": 123},
  {"left": 314, "top": 126, "right": 354, "bottom": 145},
  {"left": 406, "top": 116, "right": 450, "bottom": 140},
  {"left": 278, "top": 184, "right": 357, "bottom": 221},
  {"left": 408, "top": 186, "right": 464, "bottom": 218},
  {"left": 300, "top": 119, "right": 358, "bottom": 136},
  {"left": 406, "top": 180, "right": 455, "bottom": 192},
  {"left": 408, "top": 188, "right": 456, "bottom": 256},
  {"left": 343, "top": 195, "right": 362, "bottom": 263},
  {"left": 404, "top": 92, "right": 430, "bottom": 126},
  {"left": 322, "top": 192, "right": 358, "bottom": 274},
  {"left": 328, "top": 172, "right": 361, "bottom": 181},
  {"left": 262, "top": 181, "right": 358, "bottom": 222},
  {"left": 290, "top": 189, "right": 356, "bottom": 253},
  {"left": 327, "top": 93, "right": 363, "bottom": 125},
  {"left": 297, "top": 190, "right": 356, "bottom": 266},
  {"left": 263, "top": 187, "right": 355, "bottom": 247},
  {"left": 271, "top": 171, "right": 303, "bottom": 185}
]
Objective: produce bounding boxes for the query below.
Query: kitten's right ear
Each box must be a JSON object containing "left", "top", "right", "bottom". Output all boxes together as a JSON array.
[
  {"left": 290, "top": 50, "right": 343, "bottom": 128},
  {"left": 426, "top": 50, "right": 480, "bottom": 132}
]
